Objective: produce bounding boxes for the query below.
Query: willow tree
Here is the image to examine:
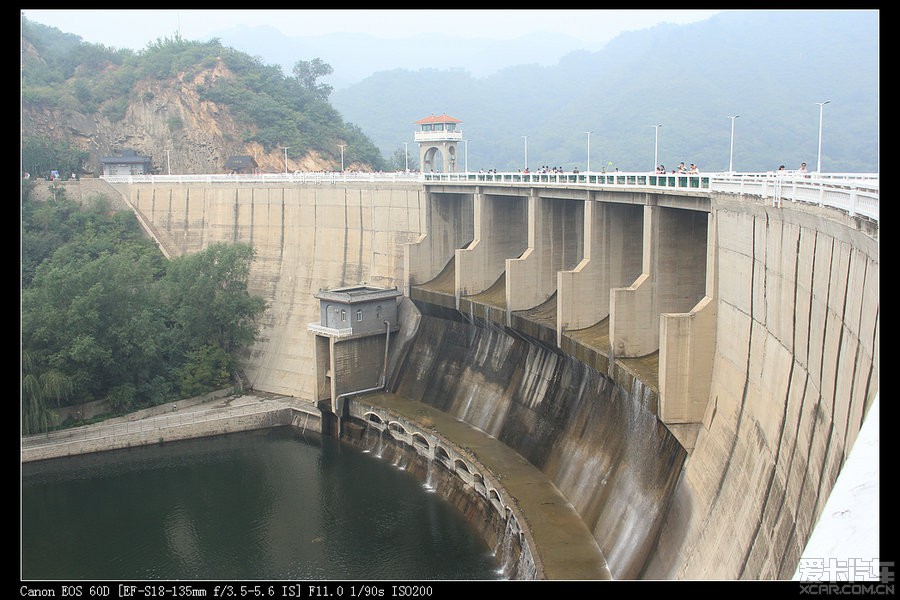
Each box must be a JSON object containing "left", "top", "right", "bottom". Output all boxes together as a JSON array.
[{"left": 22, "top": 352, "right": 73, "bottom": 435}]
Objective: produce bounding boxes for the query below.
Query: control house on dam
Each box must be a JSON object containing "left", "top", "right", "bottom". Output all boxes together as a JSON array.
[{"left": 92, "top": 166, "right": 877, "bottom": 581}]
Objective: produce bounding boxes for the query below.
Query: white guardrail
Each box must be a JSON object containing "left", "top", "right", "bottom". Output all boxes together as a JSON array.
[
  {"left": 709, "top": 172, "right": 879, "bottom": 221},
  {"left": 101, "top": 170, "right": 879, "bottom": 222}
]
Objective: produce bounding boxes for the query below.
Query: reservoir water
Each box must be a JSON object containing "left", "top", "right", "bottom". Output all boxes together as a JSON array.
[{"left": 21, "top": 426, "right": 502, "bottom": 581}]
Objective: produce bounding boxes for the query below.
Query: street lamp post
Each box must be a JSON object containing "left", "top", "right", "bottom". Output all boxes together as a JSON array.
[
  {"left": 816, "top": 100, "right": 830, "bottom": 174},
  {"left": 338, "top": 144, "right": 347, "bottom": 172},
  {"left": 653, "top": 124, "right": 662, "bottom": 171},
  {"left": 403, "top": 142, "right": 409, "bottom": 172},
  {"left": 283, "top": 147, "right": 289, "bottom": 174},
  {"left": 522, "top": 135, "right": 528, "bottom": 171},
  {"left": 585, "top": 131, "right": 592, "bottom": 173},
  {"left": 166, "top": 149, "right": 171, "bottom": 175},
  {"left": 464, "top": 139, "right": 469, "bottom": 173},
  {"left": 728, "top": 115, "right": 740, "bottom": 173}
]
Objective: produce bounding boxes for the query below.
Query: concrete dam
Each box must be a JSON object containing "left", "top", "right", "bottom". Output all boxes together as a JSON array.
[{"left": 99, "top": 175, "right": 877, "bottom": 580}]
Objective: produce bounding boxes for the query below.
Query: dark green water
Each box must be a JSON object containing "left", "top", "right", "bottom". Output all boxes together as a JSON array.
[{"left": 21, "top": 427, "right": 502, "bottom": 581}]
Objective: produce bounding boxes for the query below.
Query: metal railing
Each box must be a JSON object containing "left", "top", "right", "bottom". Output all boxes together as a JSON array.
[
  {"left": 424, "top": 170, "right": 713, "bottom": 189},
  {"left": 101, "top": 171, "right": 423, "bottom": 185},
  {"left": 101, "top": 170, "right": 879, "bottom": 222},
  {"left": 414, "top": 130, "right": 463, "bottom": 142},
  {"left": 709, "top": 172, "right": 879, "bottom": 221}
]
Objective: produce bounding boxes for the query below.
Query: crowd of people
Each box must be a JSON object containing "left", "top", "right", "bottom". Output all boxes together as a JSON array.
[
  {"left": 528, "top": 165, "right": 572, "bottom": 174},
  {"left": 656, "top": 161, "right": 699, "bottom": 175},
  {"left": 23, "top": 169, "right": 78, "bottom": 180},
  {"left": 777, "top": 162, "right": 810, "bottom": 177},
  {"left": 514, "top": 164, "right": 622, "bottom": 174}
]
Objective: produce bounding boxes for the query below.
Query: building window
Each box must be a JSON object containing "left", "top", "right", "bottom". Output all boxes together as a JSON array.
[
  {"left": 356, "top": 310, "right": 363, "bottom": 322},
  {"left": 341, "top": 309, "right": 346, "bottom": 322},
  {"left": 376, "top": 305, "right": 382, "bottom": 319}
]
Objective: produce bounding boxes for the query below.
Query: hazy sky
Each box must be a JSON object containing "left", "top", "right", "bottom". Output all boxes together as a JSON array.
[{"left": 22, "top": 9, "right": 722, "bottom": 49}]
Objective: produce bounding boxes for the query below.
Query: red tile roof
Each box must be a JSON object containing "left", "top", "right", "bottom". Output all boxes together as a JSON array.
[{"left": 415, "top": 114, "right": 462, "bottom": 124}]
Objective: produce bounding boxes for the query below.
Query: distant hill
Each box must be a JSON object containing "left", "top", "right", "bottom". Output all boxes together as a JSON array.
[
  {"left": 212, "top": 25, "right": 606, "bottom": 90},
  {"left": 330, "top": 10, "right": 879, "bottom": 173}
]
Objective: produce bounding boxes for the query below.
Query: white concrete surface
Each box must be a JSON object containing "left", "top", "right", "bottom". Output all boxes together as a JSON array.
[{"left": 794, "top": 395, "right": 880, "bottom": 582}]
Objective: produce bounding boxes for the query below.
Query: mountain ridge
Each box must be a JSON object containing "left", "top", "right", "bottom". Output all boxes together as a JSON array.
[
  {"left": 329, "top": 10, "right": 879, "bottom": 173},
  {"left": 212, "top": 24, "right": 608, "bottom": 89}
]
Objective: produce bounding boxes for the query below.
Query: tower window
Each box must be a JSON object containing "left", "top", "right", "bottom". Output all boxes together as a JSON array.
[{"left": 356, "top": 310, "right": 363, "bottom": 322}]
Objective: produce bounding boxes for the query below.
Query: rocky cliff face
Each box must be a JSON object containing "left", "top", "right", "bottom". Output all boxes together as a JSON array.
[{"left": 21, "top": 56, "right": 335, "bottom": 176}]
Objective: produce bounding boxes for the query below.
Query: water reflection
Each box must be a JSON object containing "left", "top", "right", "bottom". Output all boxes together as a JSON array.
[{"left": 21, "top": 427, "right": 501, "bottom": 581}]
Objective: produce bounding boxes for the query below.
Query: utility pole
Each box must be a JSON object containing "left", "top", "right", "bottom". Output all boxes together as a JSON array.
[
  {"left": 653, "top": 124, "right": 662, "bottom": 171},
  {"left": 816, "top": 100, "right": 830, "bottom": 174},
  {"left": 728, "top": 115, "right": 740, "bottom": 173},
  {"left": 584, "top": 131, "right": 592, "bottom": 173}
]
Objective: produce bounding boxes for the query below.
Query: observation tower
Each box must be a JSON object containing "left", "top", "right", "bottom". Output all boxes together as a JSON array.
[{"left": 414, "top": 114, "right": 462, "bottom": 173}]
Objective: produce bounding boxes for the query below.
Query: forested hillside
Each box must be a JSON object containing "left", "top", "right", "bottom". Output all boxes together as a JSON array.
[{"left": 20, "top": 16, "right": 387, "bottom": 177}]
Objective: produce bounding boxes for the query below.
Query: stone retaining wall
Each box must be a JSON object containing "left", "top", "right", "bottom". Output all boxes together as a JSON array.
[{"left": 22, "top": 404, "right": 320, "bottom": 463}]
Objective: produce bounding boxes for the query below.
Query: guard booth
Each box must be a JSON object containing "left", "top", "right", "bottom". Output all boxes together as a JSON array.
[
  {"left": 307, "top": 285, "right": 402, "bottom": 436},
  {"left": 224, "top": 155, "right": 258, "bottom": 174},
  {"left": 99, "top": 149, "right": 153, "bottom": 176}
]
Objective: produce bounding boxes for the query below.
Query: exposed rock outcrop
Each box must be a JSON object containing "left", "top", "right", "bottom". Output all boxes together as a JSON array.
[{"left": 21, "top": 55, "right": 336, "bottom": 176}]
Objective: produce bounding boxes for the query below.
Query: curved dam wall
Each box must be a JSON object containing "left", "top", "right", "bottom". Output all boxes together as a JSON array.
[
  {"left": 392, "top": 308, "right": 686, "bottom": 579},
  {"left": 110, "top": 181, "right": 878, "bottom": 580},
  {"left": 121, "top": 181, "right": 427, "bottom": 397}
]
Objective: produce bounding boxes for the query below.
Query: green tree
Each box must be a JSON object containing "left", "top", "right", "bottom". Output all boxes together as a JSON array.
[
  {"left": 175, "top": 344, "right": 233, "bottom": 398},
  {"left": 388, "top": 146, "right": 418, "bottom": 172},
  {"left": 22, "top": 353, "right": 73, "bottom": 435},
  {"left": 106, "top": 383, "right": 137, "bottom": 413},
  {"left": 22, "top": 242, "right": 168, "bottom": 403},
  {"left": 292, "top": 58, "right": 334, "bottom": 101},
  {"left": 21, "top": 184, "right": 82, "bottom": 286},
  {"left": 163, "top": 242, "right": 267, "bottom": 355},
  {"left": 22, "top": 192, "right": 268, "bottom": 422},
  {"left": 21, "top": 135, "right": 89, "bottom": 179}
]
